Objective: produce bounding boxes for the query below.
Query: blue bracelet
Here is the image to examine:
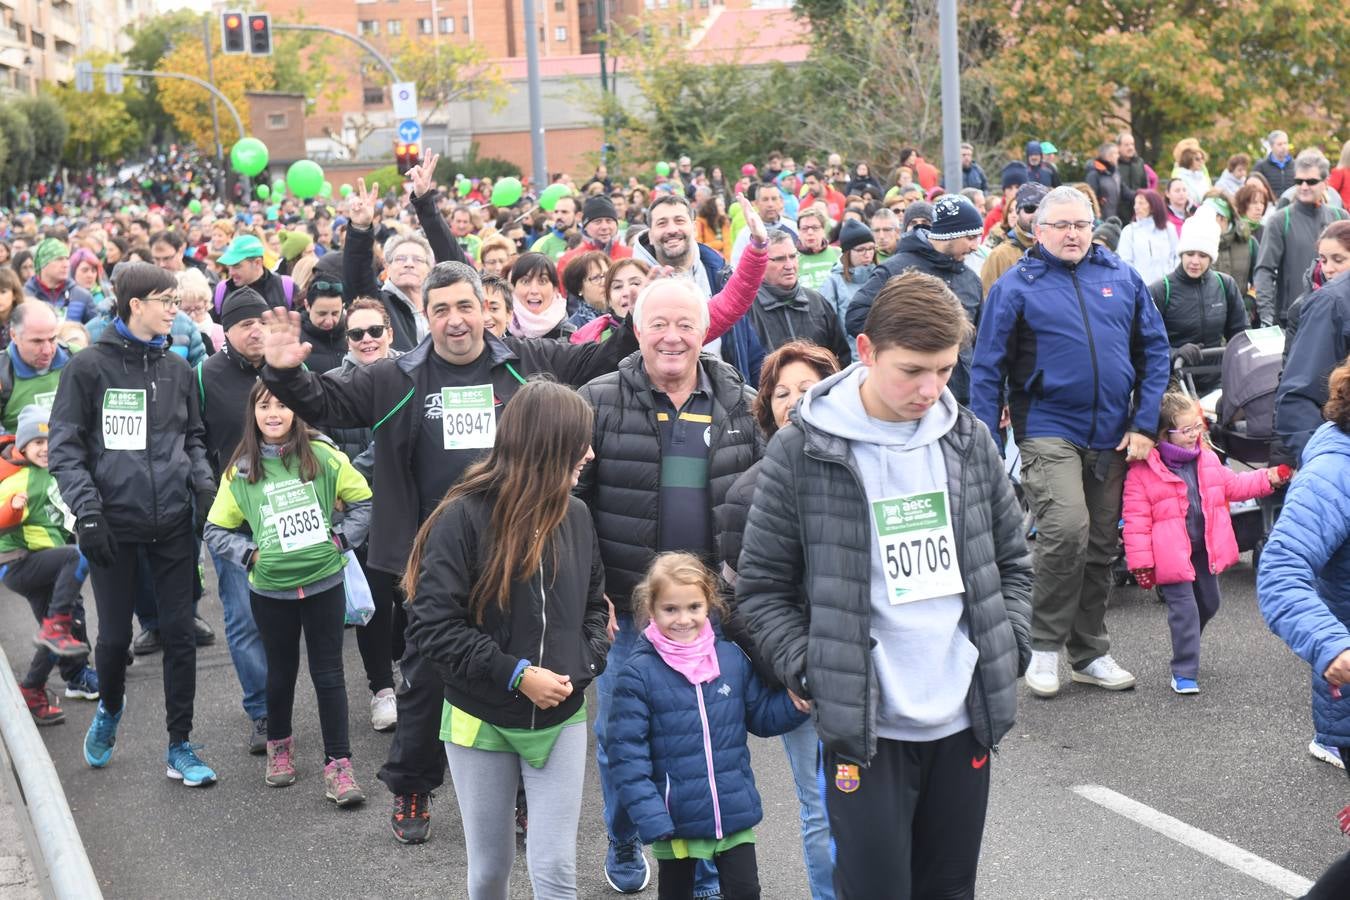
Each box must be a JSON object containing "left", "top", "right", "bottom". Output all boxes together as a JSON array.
[{"left": 508, "top": 658, "right": 531, "bottom": 692}]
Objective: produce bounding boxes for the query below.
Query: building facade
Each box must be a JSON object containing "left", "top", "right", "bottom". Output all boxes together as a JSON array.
[{"left": 0, "top": 0, "right": 153, "bottom": 96}]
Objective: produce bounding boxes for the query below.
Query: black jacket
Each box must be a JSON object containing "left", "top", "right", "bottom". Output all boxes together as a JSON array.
[
  {"left": 1254, "top": 155, "right": 1297, "bottom": 199},
  {"left": 1086, "top": 159, "right": 1121, "bottom": 224},
  {"left": 749, "top": 283, "right": 851, "bottom": 365},
  {"left": 576, "top": 353, "right": 761, "bottom": 609},
  {"left": 299, "top": 313, "right": 349, "bottom": 375},
  {"left": 196, "top": 340, "right": 261, "bottom": 477},
  {"left": 49, "top": 326, "right": 214, "bottom": 541},
  {"left": 1275, "top": 274, "right": 1350, "bottom": 465},
  {"left": 404, "top": 492, "right": 609, "bottom": 729},
  {"left": 262, "top": 327, "right": 638, "bottom": 575},
  {"left": 1148, "top": 266, "right": 1247, "bottom": 350},
  {"left": 222, "top": 267, "right": 292, "bottom": 312},
  {"left": 845, "top": 229, "right": 984, "bottom": 403}
]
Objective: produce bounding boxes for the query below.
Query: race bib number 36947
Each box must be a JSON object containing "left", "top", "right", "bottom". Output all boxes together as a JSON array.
[
  {"left": 441, "top": 385, "right": 496, "bottom": 450},
  {"left": 872, "top": 489, "right": 964, "bottom": 605},
  {"left": 102, "top": 389, "right": 147, "bottom": 451}
]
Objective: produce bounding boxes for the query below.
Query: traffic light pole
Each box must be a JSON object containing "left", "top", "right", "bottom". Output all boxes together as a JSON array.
[{"left": 270, "top": 23, "right": 398, "bottom": 83}]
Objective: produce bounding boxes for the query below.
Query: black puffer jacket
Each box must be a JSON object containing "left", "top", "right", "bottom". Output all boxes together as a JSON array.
[
  {"left": 735, "top": 392, "right": 1032, "bottom": 762},
  {"left": 405, "top": 493, "right": 609, "bottom": 729},
  {"left": 49, "top": 326, "right": 215, "bottom": 540},
  {"left": 749, "top": 284, "right": 851, "bottom": 365},
  {"left": 576, "top": 353, "right": 761, "bottom": 610},
  {"left": 1148, "top": 265, "right": 1247, "bottom": 350}
]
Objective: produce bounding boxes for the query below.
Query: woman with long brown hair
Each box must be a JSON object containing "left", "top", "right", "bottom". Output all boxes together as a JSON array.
[{"left": 403, "top": 379, "right": 609, "bottom": 900}]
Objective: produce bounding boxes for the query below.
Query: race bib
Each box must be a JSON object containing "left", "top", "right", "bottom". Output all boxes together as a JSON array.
[
  {"left": 32, "top": 390, "right": 56, "bottom": 411},
  {"left": 101, "top": 389, "right": 146, "bottom": 451},
  {"left": 872, "top": 489, "right": 964, "bottom": 605},
  {"left": 269, "top": 482, "right": 328, "bottom": 553},
  {"left": 441, "top": 385, "right": 496, "bottom": 450}
]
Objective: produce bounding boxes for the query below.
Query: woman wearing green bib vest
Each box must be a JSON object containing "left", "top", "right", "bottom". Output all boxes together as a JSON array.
[
  {"left": 205, "top": 382, "right": 373, "bottom": 806},
  {"left": 404, "top": 380, "right": 610, "bottom": 900}
]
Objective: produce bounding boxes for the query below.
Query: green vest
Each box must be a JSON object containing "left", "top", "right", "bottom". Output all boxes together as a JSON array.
[
  {"left": 798, "top": 248, "right": 841, "bottom": 292},
  {"left": 226, "top": 445, "right": 347, "bottom": 592},
  {"left": 0, "top": 466, "right": 72, "bottom": 554},
  {"left": 530, "top": 232, "right": 568, "bottom": 262},
  {"left": 3, "top": 367, "right": 62, "bottom": 433}
]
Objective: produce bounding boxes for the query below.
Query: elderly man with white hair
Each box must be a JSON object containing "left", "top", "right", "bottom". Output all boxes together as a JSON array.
[{"left": 577, "top": 272, "right": 764, "bottom": 896}]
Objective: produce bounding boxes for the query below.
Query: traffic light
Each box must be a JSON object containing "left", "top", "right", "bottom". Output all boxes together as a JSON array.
[
  {"left": 395, "top": 142, "right": 420, "bottom": 175},
  {"left": 103, "top": 64, "right": 123, "bottom": 95},
  {"left": 74, "top": 61, "right": 93, "bottom": 93},
  {"left": 248, "top": 13, "right": 272, "bottom": 56},
  {"left": 221, "top": 11, "right": 245, "bottom": 54}
]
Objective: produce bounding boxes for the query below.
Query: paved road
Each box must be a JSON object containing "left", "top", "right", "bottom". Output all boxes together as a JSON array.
[{"left": 1, "top": 551, "right": 1345, "bottom": 899}]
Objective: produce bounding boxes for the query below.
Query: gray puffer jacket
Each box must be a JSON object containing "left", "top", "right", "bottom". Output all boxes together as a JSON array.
[{"left": 735, "top": 398, "right": 1032, "bottom": 762}]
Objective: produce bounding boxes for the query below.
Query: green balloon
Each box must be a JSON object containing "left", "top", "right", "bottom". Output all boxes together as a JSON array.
[
  {"left": 339, "top": 183, "right": 353, "bottom": 198},
  {"left": 266, "top": 205, "right": 280, "bottom": 221},
  {"left": 141, "top": 178, "right": 153, "bottom": 188},
  {"left": 272, "top": 179, "right": 285, "bottom": 196},
  {"left": 230, "top": 137, "right": 269, "bottom": 177},
  {"left": 457, "top": 178, "right": 472, "bottom": 197},
  {"left": 286, "top": 160, "right": 325, "bottom": 200},
  {"left": 256, "top": 184, "right": 271, "bottom": 200},
  {"left": 655, "top": 161, "right": 671, "bottom": 177},
  {"left": 490, "top": 177, "right": 523, "bottom": 208},
  {"left": 539, "top": 183, "right": 570, "bottom": 212},
  {"left": 320, "top": 181, "right": 333, "bottom": 198},
  {"left": 187, "top": 199, "right": 202, "bottom": 214}
]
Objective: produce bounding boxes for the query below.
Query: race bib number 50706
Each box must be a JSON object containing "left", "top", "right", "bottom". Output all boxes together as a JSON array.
[{"left": 872, "top": 489, "right": 964, "bottom": 605}]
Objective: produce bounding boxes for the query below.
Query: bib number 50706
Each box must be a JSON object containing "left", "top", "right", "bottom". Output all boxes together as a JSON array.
[
  {"left": 872, "top": 489, "right": 964, "bottom": 605},
  {"left": 885, "top": 534, "right": 952, "bottom": 580}
]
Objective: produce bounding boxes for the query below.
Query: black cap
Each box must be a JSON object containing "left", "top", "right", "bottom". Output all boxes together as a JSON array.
[{"left": 220, "top": 287, "right": 269, "bottom": 331}]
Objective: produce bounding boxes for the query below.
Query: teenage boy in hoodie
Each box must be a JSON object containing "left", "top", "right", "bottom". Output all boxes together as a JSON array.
[{"left": 737, "top": 270, "right": 1033, "bottom": 899}]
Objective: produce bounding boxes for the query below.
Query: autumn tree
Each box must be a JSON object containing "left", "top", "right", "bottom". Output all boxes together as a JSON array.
[{"left": 155, "top": 30, "right": 272, "bottom": 154}]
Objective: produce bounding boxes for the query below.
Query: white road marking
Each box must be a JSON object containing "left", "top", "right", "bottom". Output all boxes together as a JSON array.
[{"left": 1072, "top": 784, "right": 1314, "bottom": 897}]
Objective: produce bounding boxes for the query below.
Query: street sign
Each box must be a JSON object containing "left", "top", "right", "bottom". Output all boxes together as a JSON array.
[
  {"left": 397, "top": 119, "right": 422, "bottom": 144},
  {"left": 391, "top": 82, "right": 418, "bottom": 119}
]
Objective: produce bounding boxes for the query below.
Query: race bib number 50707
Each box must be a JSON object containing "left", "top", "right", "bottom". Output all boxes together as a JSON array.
[{"left": 102, "top": 389, "right": 147, "bottom": 451}]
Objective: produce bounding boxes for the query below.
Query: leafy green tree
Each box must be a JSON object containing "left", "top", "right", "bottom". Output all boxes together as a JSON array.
[
  {"left": 17, "top": 95, "right": 69, "bottom": 181},
  {"left": 0, "top": 104, "right": 35, "bottom": 191}
]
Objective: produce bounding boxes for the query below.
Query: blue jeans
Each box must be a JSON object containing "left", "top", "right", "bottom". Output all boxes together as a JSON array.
[
  {"left": 211, "top": 549, "right": 268, "bottom": 721},
  {"left": 595, "top": 613, "right": 718, "bottom": 895},
  {"left": 782, "top": 720, "right": 835, "bottom": 900}
]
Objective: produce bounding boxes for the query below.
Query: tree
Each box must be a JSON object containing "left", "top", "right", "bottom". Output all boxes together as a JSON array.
[
  {"left": 51, "top": 82, "right": 141, "bottom": 171},
  {"left": 0, "top": 104, "right": 35, "bottom": 192},
  {"left": 978, "top": 0, "right": 1350, "bottom": 168},
  {"left": 155, "top": 29, "right": 272, "bottom": 154},
  {"left": 123, "top": 8, "right": 201, "bottom": 146},
  {"left": 17, "top": 95, "right": 69, "bottom": 181}
]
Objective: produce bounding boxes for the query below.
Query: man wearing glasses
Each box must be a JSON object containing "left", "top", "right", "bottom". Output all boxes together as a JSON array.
[
  {"left": 971, "top": 185, "right": 1170, "bottom": 699},
  {"left": 49, "top": 262, "right": 219, "bottom": 786},
  {"left": 1254, "top": 150, "right": 1348, "bottom": 327}
]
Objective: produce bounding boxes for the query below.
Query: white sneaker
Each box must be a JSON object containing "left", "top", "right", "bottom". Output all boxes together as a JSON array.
[
  {"left": 370, "top": 688, "right": 398, "bottom": 732},
  {"left": 1070, "top": 654, "right": 1137, "bottom": 691},
  {"left": 1024, "top": 650, "right": 1061, "bottom": 697},
  {"left": 1309, "top": 740, "right": 1346, "bottom": 770}
]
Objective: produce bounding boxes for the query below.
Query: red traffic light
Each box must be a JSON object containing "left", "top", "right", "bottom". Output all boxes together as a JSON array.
[
  {"left": 251, "top": 18, "right": 265, "bottom": 30},
  {"left": 395, "top": 143, "right": 409, "bottom": 157},
  {"left": 407, "top": 144, "right": 419, "bottom": 157}
]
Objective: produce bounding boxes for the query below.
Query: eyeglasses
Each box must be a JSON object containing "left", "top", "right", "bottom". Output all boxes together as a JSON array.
[
  {"left": 585, "top": 273, "right": 607, "bottom": 285},
  {"left": 311, "top": 280, "right": 343, "bottom": 294},
  {"left": 346, "top": 325, "right": 387, "bottom": 341},
  {"left": 1293, "top": 177, "right": 1323, "bottom": 186},
  {"left": 1168, "top": 423, "right": 1205, "bottom": 436},
  {"left": 390, "top": 254, "right": 429, "bottom": 266},
  {"left": 140, "top": 293, "right": 182, "bottom": 310},
  {"left": 1043, "top": 220, "right": 1093, "bottom": 233}
]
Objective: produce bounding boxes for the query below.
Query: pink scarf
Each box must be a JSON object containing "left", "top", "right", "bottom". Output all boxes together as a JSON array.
[
  {"left": 644, "top": 620, "right": 721, "bottom": 685},
  {"left": 509, "top": 294, "right": 567, "bottom": 340}
]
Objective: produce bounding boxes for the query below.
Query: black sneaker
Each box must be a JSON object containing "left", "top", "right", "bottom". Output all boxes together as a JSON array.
[
  {"left": 132, "top": 629, "right": 162, "bottom": 656},
  {"left": 391, "top": 792, "right": 432, "bottom": 844},
  {"left": 194, "top": 616, "right": 216, "bottom": 647},
  {"left": 248, "top": 716, "right": 268, "bottom": 755}
]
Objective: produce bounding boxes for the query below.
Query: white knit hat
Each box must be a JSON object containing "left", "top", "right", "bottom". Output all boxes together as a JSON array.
[{"left": 1176, "top": 214, "right": 1220, "bottom": 261}]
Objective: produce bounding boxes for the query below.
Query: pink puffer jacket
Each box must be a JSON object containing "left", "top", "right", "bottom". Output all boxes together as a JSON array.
[{"left": 1122, "top": 447, "right": 1273, "bottom": 585}]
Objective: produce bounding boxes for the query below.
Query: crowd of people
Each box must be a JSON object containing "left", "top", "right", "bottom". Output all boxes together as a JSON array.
[{"left": 1, "top": 129, "right": 1350, "bottom": 899}]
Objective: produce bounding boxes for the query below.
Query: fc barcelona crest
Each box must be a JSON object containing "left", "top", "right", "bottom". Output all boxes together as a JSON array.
[{"left": 834, "top": 763, "right": 860, "bottom": 793}]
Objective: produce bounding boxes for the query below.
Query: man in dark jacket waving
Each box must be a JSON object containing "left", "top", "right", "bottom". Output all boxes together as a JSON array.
[
  {"left": 737, "top": 271, "right": 1032, "bottom": 899},
  {"left": 49, "top": 262, "right": 219, "bottom": 786}
]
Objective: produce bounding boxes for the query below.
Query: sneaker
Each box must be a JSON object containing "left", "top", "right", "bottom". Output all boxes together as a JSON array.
[
  {"left": 370, "top": 688, "right": 397, "bottom": 732},
  {"left": 166, "top": 741, "right": 218, "bottom": 787},
  {"left": 391, "top": 792, "right": 432, "bottom": 844},
  {"left": 265, "top": 737, "right": 297, "bottom": 787},
  {"left": 84, "top": 700, "right": 124, "bottom": 768},
  {"left": 193, "top": 616, "right": 216, "bottom": 647},
  {"left": 35, "top": 614, "right": 91, "bottom": 657},
  {"left": 132, "top": 628, "right": 161, "bottom": 656},
  {"left": 1170, "top": 675, "right": 1200, "bottom": 695},
  {"left": 324, "top": 758, "right": 365, "bottom": 807},
  {"left": 605, "top": 839, "right": 651, "bottom": 894},
  {"left": 64, "top": 666, "right": 100, "bottom": 701},
  {"left": 20, "top": 685, "right": 65, "bottom": 726},
  {"left": 1309, "top": 740, "right": 1347, "bottom": 770},
  {"left": 1071, "top": 654, "right": 1137, "bottom": 691},
  {"left": 1024, "top": 650, "right": 1061, "bottom": 698},
  {"left": 248, "top": 716, "right": 268, "bottom": 755}
]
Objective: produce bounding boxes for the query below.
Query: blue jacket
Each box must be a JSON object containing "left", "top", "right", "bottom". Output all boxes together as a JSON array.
[
  {"left": 1257, "top": 422, "right": 1350, "bottom": 747},
  {"left": 970, "top": 243, "right": 1170, "bottom": 450},
  {"left": 23, "top": 277, "right": 96, "bottom": 324},
  {"left": 608, "top": 636, "right": 805, "bottom": 843},
  {"left": 1273, "top": 273, "right": 1350, "bottom": 465},
  {"left": 701, "top": 244, "right": 766, "bottom": 388}
]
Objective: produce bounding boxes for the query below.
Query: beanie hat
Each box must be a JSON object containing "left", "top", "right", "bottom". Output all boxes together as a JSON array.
[
  {"left": 15, "top": 404, "right": 49, "bottom": 453},
  {"left": 220, "top": 286, "right": 269, "bottom": 331},
  {"left": 902, "top": 201, "right": 933, "bottom": 232},
  {"left": 1177, "top": 213, "right": 1220, "bottom": 261},
  {"left": 1001, "top": 166, "right": 1028, "bottom": 191},
  {"left": 278, "top": 230, "right": 312, "bottom": 263},
  {"left": 1015, "top": 182, "right": 1049, "bottom": 209},
  {"left": 838, "top": 218, "right": 875, "bottom": 253},
  {"left": 33, "top": 238, "right": 69, "bottom": 274},
  {"left": 582, "top": 196, "right": 618, "bottom": 228},
  {"left": 928, "top": 195, "right": 984, "bottom": 240},
  {"left": 1025, "top": 140, "right": 1044, "bottom": 160},
  {"left": 1092, "top": 216, "right": 1123, "bottom": 251}
]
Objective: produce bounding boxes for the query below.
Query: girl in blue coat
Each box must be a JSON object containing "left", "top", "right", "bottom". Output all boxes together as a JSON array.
[{"left": 609, "top": 553, "right": 806, "bottom": 900}]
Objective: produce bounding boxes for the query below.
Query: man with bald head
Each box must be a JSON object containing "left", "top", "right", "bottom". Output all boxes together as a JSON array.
[
  {"left": 577, "top": 277, "right": 762, "bottom": 893},
  {"left": 1, "top": 302, "right": 71, "bottom": 433}
]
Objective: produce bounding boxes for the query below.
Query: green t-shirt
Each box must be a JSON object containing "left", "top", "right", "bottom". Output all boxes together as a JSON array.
[
  {"left": 530, "top": 232, "right": 568, "bottom": 262},
  {"left": 652, "top": 829, "right": 756, "bottom": 860},
  {"left": 798, "top": 248, "right": 841, "bottom": 292},
  {"left": 2, "top": 367, "right": 62, "bottom": 433},
  {"left": 441, "top": 701, "right": 587, "bottom": 768}
]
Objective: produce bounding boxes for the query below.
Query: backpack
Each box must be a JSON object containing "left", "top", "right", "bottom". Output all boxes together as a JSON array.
[{"left": 213, "top": 276, "right": 295, "bottom": 317}]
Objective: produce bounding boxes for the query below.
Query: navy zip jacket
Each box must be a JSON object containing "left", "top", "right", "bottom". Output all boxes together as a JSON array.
[{"left": 970, "top": 243, "right": 1170, "bottom": 450}]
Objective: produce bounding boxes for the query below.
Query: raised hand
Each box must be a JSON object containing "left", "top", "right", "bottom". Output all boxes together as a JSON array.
[
  {"left": 348, "top": 177, "right": 380, "bottom": 230},
  {"left": 260, "top": 309, "right": 312, "bottom": 370},
  {"left": 737, "top": 192, "right": 767, "bottom": 245},
  {"left": 407, "top": 150, "right": 441, "bottom": 199}
]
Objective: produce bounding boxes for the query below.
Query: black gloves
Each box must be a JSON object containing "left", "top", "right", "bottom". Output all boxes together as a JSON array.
[
  {"left": 77, "top": 515, "right": 117, "bottom": 568},
  {"left": 195, "top": 487, "right": 216, "bottom": 533},
  {"left": 1174, "top": 342, "right": 1204, "bottom": 367}
]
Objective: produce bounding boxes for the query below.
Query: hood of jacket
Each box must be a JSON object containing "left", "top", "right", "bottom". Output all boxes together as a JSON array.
[
  {"left": 300, "top": 312, "right": 348, "bottom": 349},
  {"left": 1304, "top": 420, "right": 1350, "bottom": 468},
  {"left": 756, "top": 280, "right": 809, "bottom": 313},
  {"left": 895, "top": 228, "right": 965, "bottom": 275},
  {"left": 799, "top": 362, "right": 958, "bottom": 453},
  {"left": 828, "top": 261, "right": 874, "bottom": 285}
]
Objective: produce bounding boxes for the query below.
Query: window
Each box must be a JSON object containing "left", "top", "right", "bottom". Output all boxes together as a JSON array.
[
  {"left": 554, "top": 0, "right": 565, "bottom": 9},
  {"left": 462, "top": 15, "right": 470, "bottom": 33},
  {"left": 554, "top": 25, "right": 567, "bottom": 41},
  {"left": 267, "top": 113, "right": 288, "bottom": 130},
  {"left": 30, "top": 29, "right": 44, "bottom": 49},
  {"left": 417, "top": 17, "right": 432, "bottom": 34},
  {"left": 364, "top": 86, "right": 385, "bottom": 105},
  {"left": 439, "top": 15, "right": 454, "bottom": 32},
  {"left": 387, "top": 19, "right": 402, "bottom": 34},
  {"left": 358, "top": 19, "right": 379, "bottom": 35}
]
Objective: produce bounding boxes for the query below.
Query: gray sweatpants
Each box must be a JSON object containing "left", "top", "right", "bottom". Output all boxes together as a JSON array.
[
  {"left": 444, "top": 720, "right": 588, "bottom": 900},
  {"left": 1019, "top": 437, "right": 1125, "bottom": 666}
]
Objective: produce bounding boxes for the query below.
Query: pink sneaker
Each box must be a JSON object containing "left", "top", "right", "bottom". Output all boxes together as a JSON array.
[
  {"left": 323, "top": 757, "right": 365, "bottom": 807},
  {"left": 265, "top": 737, "right": 296, "bottom": 787}
]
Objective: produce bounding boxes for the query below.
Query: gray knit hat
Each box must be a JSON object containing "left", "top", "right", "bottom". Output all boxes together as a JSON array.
[{"left": 15, "top": 404, "right": 50, "bottom": 452}]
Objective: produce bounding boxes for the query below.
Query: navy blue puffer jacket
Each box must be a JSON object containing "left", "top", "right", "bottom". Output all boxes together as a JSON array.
[{"left": 608, "top": 636, "right": 805, "bottom": 842}]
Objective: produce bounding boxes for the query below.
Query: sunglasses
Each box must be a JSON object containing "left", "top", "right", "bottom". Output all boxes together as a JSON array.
[
  {"left": 346, "top": 325, "right": 387, "bottom": 341},
  {"left": 1293, "top": 177, "right": 1323, "bottom": 186},
  {"left": 311, "top": 280, "right": 343, "bottom": 294}
]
